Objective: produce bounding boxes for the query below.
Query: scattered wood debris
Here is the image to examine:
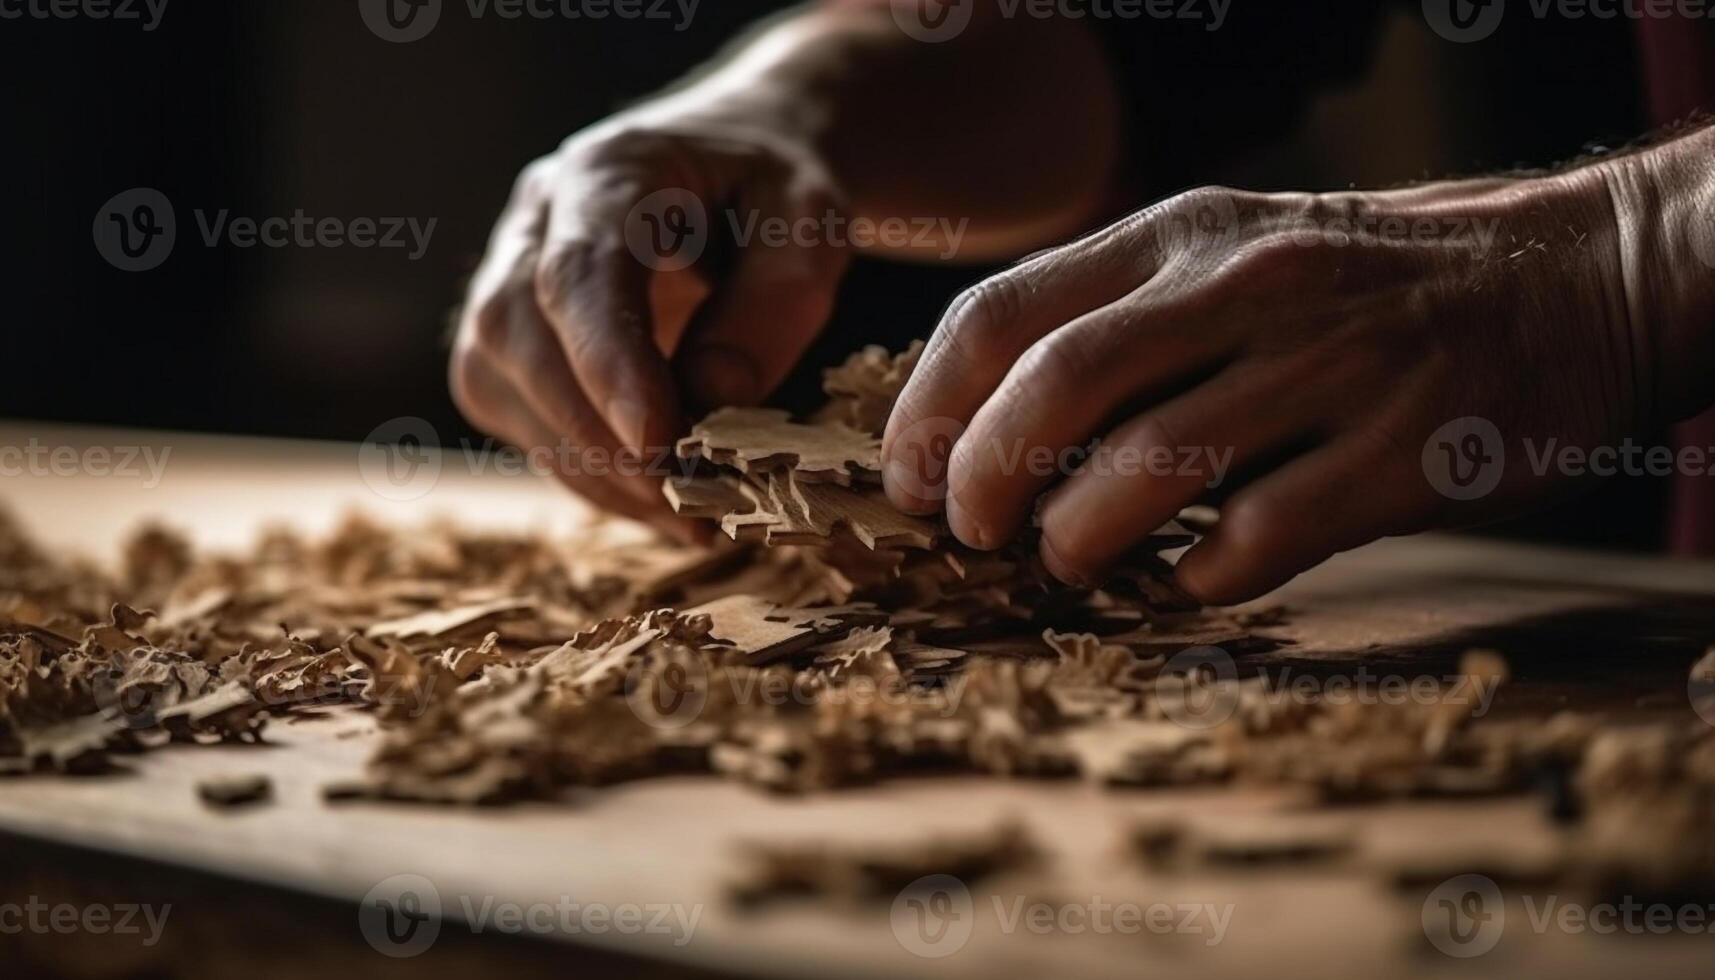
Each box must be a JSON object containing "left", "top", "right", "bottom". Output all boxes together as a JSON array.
[
  {"left": 5, "top": 344, "right": 1715, "bottom": 914},
  {"left": 729, "top": 819, "right": 1038, "bottom": 908},
  {"left": 197, "top": 773, "right": 273, "bottom": 809}
]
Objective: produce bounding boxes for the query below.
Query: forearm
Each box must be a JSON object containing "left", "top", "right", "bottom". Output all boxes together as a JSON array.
[
  {"left": 623, "top": 3, "right": 1123, "bottom": 262},
  {"left": 1596, "top": 123, "right": 1715, "bottom": 423}
]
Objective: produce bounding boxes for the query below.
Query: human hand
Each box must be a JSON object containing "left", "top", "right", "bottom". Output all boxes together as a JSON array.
[
  {"left": 449, "top": 101, "right": 849, "bottom": 532},
  {"left": 884, "top": 169, "right": 1656, "bottom": 602}
]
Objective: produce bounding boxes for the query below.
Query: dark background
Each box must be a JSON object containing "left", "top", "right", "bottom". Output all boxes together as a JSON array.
[{"left": 0, "top": 1, "right": 1671, "bottom": 549}]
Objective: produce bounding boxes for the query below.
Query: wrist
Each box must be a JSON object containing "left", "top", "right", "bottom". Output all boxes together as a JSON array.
[
  {"left": 626, "top": 7, "right": 891, "bottom": 155},
  {"left": 1592, "top": 126, "right": 1715, "bottom": 423}
]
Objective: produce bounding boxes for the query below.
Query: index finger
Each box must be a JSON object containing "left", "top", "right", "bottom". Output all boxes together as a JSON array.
[{"left": 535, "top": 187, "right": 684, "bottom": 459}]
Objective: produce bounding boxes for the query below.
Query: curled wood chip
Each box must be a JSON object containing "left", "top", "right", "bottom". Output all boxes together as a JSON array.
[{"left": 365, "top": 596, "right": 533, "bottom": 639}]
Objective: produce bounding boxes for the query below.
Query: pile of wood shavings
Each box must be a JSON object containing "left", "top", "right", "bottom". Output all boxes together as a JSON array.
[{"left": 3, "top": 341, "right": 1714, "bottom": 905}]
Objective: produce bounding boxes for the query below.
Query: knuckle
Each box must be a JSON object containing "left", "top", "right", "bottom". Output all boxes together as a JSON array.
[
  {"left": 1214, "top": 232, "right": 1311, "bottom": 287},
  {"left": 944, "top": 274, "right": 1027, "bottom": 366},
  {"left": 1020, "top": 321, "right": 1108, "bottom": 389},
  {"left": 533, "top": 241, "right": 603, "bottom": 314},
  {"left": 1174, "top": 184, "right": 1237, "bottom": 211},
  {"left": 509, "top": 155, "right": 559, "bottom": 207},
  {"left": 447, "top": 348, "right": 495, "bottom": 429},
  {"left": 568, "top": 127, "right": 666, "bottom": 168},
  {"left": 1125, "top": 412, "right": 1184, "bottom": 458},
  {"left": 467, "top": 293, "right": 516, "bottom": 355}
]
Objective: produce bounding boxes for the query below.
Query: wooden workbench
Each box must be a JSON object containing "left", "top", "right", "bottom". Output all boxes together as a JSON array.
[{"left": 2, "top": 424, "right": 1713, "bottom": 979}]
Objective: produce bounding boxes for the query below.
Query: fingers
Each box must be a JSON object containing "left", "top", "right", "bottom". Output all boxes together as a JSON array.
[
  {"left": 538, "top": 182, "right": 681, "bottom": 457},
  {"left": 1171, "top": 425, "right": 1438, "bottom": 604},
  {"left": 942, "top": 296, "right": 1230, "bottom": 549},
  {"left": 450, "top": 342, "right": 695, "bottom": 537},
  {"left": 1032, "top": 357, "right": 1320, "bottom": 585},
  {"left": 675, "top": 174, "right": 849, "bottom": 411},
  {"left": 883, "top": 219, "right": 1163, "bottom": 513},
  {"left": 461, "top": 202, "right": 665, "bottom": 509}
]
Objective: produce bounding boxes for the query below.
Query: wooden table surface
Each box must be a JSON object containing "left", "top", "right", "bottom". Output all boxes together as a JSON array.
[{"left": 3, "top": 423, "right": 1714, "bottom": 980}]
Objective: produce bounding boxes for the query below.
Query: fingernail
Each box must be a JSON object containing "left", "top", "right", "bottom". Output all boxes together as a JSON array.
[
  {"left": 685, "top": 345, "right": 761, "bottom": 409},
  {"left": 606, "top": 396, "right": 648, "bottom": 455},
  {"left": 883, "top": 454, "right": 945, "bottom": 514},
  {"left": 946, "top": 496, "right": 998, "bottom": 551},
  {"left": 882, "top": 424, "right": 958, "bottom": 514},
  {"left": 1040, "top": 534, "right": 1096, "bottom": 588}
]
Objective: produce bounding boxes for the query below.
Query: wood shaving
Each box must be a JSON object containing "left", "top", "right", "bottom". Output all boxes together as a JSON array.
[
  {"left": 6, "top": 344, "right": 1714, "bottom": 913},
  {"left": 729, "top": 819, "right": 1037, "bottom": 908}
]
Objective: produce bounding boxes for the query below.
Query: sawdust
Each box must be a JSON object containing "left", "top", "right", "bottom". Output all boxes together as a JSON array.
[{"left": 3, "top": 344, "right": 1714, "bottom": 910}]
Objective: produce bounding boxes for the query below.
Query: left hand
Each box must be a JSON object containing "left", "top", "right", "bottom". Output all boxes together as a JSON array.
[{"left": 882, "top": 171, "right": 1650, "bottom": 603}]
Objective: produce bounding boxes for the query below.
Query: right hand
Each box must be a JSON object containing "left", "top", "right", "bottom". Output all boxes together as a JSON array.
[{"left": 449, "top": 105, "right": 851, "bottom": 532}]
